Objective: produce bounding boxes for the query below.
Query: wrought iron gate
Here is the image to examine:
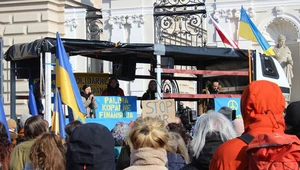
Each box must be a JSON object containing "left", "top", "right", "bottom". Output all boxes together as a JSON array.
[{"left": 154, "top": 0, "right": 207, "bottom": 47}]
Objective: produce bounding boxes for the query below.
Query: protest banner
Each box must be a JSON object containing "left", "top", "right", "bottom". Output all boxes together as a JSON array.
[
  {"left": 74, "top": 73, "right": 109, "bottom": 96},
  {"left": 95, "top": 96, "right": 137, "bottom": 119},
  {"left": 141, "top": 99, "right": 176, "bottom": 123},
  {"left": 214, "top": 98, "right": 241, "bottom": 118}
]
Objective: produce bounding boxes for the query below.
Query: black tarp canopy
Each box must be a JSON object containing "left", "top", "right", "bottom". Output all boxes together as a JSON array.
[{"left": 4, "top": 37, "right": 250, "bottom": 66}]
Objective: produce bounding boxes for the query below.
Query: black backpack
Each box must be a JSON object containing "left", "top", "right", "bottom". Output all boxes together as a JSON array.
[{"left": 66, "top": 123, "right": 115, "bottom": 170}]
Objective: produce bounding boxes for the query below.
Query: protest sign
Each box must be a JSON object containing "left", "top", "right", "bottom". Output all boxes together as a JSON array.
[
  {"left": 142, "top": 99, "right": 176, "bottom": 123},
  {"left": 214, "top": 98, "right": 241, "bottom": 118},
  {"left": 95, "top": 96, "right": 137, "bottom": 119}
]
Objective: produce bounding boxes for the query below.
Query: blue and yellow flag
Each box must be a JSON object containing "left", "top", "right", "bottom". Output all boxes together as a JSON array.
[
  {"left": 239, "top": 6, "right": 275, "bottom": 56},
  {"left": 55, "top": 32, "right": 86, "bottom": 122},
  {"left": 52, "top": 88, "right": 66, "bottom": 139},
  {"left": 0, "top": 98, "right": 11, "bottom": 141}
]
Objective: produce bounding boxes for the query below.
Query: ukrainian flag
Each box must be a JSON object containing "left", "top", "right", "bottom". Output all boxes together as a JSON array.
[
  {"left": 51, "top": 88, "right": 66, "bottom": 139},
  {"left": 28, "top": 84, "right": 38, "bottom": 116},
  {"left": 55, "top": 32, "right": 86, "bottom": 122},
  {"left": 239, "top": 6, "right": 275, "bottom": 56}
]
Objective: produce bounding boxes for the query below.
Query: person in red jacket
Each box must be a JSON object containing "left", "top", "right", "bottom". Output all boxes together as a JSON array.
[
  {"left": 209, "top": 80, "right": 286, "bottom": 170},
  {"left": 101, "top": 77, "right": 125, "bottom": 96}
]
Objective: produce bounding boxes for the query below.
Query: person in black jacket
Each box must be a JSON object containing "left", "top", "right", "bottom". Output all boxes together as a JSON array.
[
  {"left": 285, "top": 101, "right": 300, "bottom": 139},
  {"left": 180, "top": 112, "right": 236, "bottom": 170},
  {"left": 140, "top": 80, "right": 157, "bottom": 108}
]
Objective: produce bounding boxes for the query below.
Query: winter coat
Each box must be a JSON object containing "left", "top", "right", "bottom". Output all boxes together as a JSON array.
[
  {"left": 125, "top": 147, "right": 168, "bottom": 170},
  {"left": 209, "top": 80, "right": 286, "bottom": 170}
]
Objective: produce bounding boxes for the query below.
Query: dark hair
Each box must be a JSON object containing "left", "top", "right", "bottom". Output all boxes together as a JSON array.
[
  {"left": 107, "top": 77, "right": 119, "bottom": 89},
  {"left": 82, "top": 84, "right": 90, "bottom": 91},
  {"left": 147, "top": 80, "right": 157, "bottom": 92},
  {"left": 24, "top": 116, "right": 48, "bottom": 140},
  {"left": 167, "top": 123, "right": 188, "bottom": 144},
  {"left": 65, "top": 120, "right": 82, "bottom": 136},
  {"left": 0, "top": 122, "right": 12, "bottom": 163}
]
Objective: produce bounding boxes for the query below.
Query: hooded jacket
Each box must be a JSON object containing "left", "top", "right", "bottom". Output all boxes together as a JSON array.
[
  {"left": 285, "top": 101, "right": 300, "bottom": 138},
  {"left": 66, "top": 123, "right": 115, "bottom": 170},
  {"left": 209, "top": 80, "right": 286, "bottom": 170}
]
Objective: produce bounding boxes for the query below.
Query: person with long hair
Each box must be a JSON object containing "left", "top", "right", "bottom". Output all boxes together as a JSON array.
[
  {"left": 140, "top": 80, "right": 157, "bottom": 108},
  {"left": 25, "top": 133, "right": 66, "bottom": 170},
  {"left": 9, "top": 116, "right": 48, "bottom": 170},
  {"left": 166, "top": 132, "right": 189, "bottom": 170},
  {"left": 101, "top": 77, "right": 124, "bottom": 96},
  {"left": 0, "top": 122, "right": 13, "bottom": 170},
  {"left": 80, "top": 84, "right": 98, "bottom": 118},
  {"left": 125, "top": 117, "right": 169, "bottom": 170},
  {"left": 181, "top": 112, "right": 236, "bottom": 170}
]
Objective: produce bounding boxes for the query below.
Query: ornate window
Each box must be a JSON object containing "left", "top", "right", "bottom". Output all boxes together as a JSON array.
[{"left": 154, "top": 0, "right": 207, "bottom": 46}]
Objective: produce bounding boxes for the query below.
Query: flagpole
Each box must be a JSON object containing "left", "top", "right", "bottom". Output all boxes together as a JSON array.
[{"left": 248, "top": 49, "right": 252, "bottom": 83}]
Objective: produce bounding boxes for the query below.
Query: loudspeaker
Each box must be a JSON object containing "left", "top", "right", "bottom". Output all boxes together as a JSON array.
[
  {"left": 113, "top": 55, "right": 137, "bottom": 81},
  {"left": 150, "top": 56, "right": 174, "bottom": 76},
  {"left": 16, "top": 58, "right": 40, "bottom": 79}
]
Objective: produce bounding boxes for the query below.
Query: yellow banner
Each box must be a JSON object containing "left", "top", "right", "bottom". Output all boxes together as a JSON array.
[{"left": 74, "top": 73, "right": 109, "bottom": 96}]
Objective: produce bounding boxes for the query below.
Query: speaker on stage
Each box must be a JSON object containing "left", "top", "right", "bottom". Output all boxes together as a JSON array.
[{"left": 113, "top": 55, "right": 137, "bottom": 81}]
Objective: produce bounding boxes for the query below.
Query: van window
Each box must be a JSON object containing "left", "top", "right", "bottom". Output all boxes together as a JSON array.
[{"left": 260, "top": 54, "right": 279, "bottom": 79}]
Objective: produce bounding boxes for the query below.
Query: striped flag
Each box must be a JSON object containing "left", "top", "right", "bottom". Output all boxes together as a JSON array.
[{"left": 210, "top": 15, "right": 239, "bottom": 49}]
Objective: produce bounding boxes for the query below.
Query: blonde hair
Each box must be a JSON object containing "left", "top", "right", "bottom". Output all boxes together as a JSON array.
[
  {"left": 166, "top": 132, "right": 190, "bottom": 164},
  {"left": 128, "top": 117, "right": 169, "bottom": 150}
]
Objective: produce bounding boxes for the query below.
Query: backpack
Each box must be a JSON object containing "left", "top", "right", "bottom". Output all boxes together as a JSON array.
[{"left": 239, "top": 133, "right": 300, "bottom": 170}]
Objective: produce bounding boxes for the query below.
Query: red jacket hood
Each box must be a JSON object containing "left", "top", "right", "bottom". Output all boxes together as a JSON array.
[{"left": 241, "top": 80, "right": 286, "bottom": 135}]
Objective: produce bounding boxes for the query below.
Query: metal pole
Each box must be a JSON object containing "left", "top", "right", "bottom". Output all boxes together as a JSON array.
[
  {"left": 156, "top": 54, "right": 162, "bottom": 99},
  {"left": 10, "top": 61, "right": 17, "bottom": 121},
  {"left": 44, "top": 52, "right": 52, "bottom": 126}
]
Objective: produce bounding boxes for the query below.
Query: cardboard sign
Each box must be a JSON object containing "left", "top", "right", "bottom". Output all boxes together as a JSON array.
[
  {"left": 142, "top": 99, "right": 176, "bottom": 123},
  {"left": 95, "top": 96, "right": 137, "bottom": 119}
]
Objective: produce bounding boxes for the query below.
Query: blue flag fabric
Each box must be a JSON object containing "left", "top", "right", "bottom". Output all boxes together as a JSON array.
[
  {"left": 52, "top": 89, "right": 66, "bottom": 139},
  {"left": 28, "top": 84, "right": 38, "bottom": 116},
  {"left": 0, "top": 98, "right": 11, "bottom": 141}
]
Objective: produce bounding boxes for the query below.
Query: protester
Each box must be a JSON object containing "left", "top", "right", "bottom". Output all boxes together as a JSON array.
[
  {"left": 7, "top": 119, "right": 17, "bottom": 145},
  {"left": 0, "top": 122, "right": 13, "bottom": 170},
  {"left": 33, "top": 80, "right": 45, "bottom": 116},
  {"left": 204, "top": 80, "right": 222, "bottom": 111},
  {"left": 167, "top": 123, "right": 188, "bottom": 145},
  {"left": 80, "top": 84, "right": 98, "bottom": 118},
  {"left": 101, "top": 77, "right": 125, "bottom": 96},
  {"left": 66, "top": 123, "right": 115, "bottom": 170},
  {"left": 116, "top": 122, "right": 132, "bottom": 170},
  {"left": 232, "top": 118, "right": 244, "bottom": 136},
  {"left": 209, "top": 80, "right": 286, "bottom": 170},
  {"left": 24, "top": 133, "right": 66, "bottom": 170},
  {"left": 9, "top": 116, "right": 48, "bottom": 170},
  {"left": 111, "top": 122, "right": 130, "bottom": 161},
  {"left": 140, "top": 80, "right": 157, "bottom": 108},
  {"left": 284, "top": 101, "right": 300, "bottom": 139},
  {"left": 218, "top": 106, "right": 232, "bottom": 121},
  {"left": 181, "top": 112, "right": 236, "bottom": 170},
  {"left": 125, "top": 117, "right": 169, "bottom": 170},
  {"left": 64, "top": 120, "right": 82, "bottom": 145},
  {"left": 166, "top": 132, "right": 189, "bottom": 170},
  {"left": 17, "top": 114, "right": 32, "bottom": 144}
]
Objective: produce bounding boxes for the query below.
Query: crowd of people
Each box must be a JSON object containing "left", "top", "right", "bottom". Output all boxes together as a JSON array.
[{"left": 1, "top": 80, "right": 300, "bottom": 170}]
